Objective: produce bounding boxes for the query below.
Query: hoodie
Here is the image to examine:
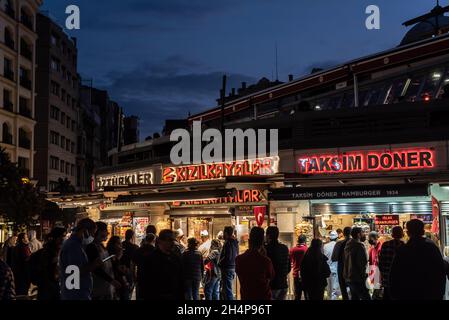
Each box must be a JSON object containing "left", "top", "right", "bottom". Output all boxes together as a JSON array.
[{"left": 343, "top": 238, "right": 368, "bottom": 283}]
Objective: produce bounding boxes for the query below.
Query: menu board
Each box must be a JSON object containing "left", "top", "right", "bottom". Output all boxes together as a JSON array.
[{"left": 375, "top": 215, "right": 400, "bottom": 226}]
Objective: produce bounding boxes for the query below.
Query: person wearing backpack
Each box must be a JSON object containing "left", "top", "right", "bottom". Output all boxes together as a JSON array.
[{"left": 203, "top": 239, "right": 222, "bottom": 300}]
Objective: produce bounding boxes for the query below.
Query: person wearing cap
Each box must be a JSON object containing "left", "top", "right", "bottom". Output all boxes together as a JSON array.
[
  {"left": 323, "top": 230, "right": 340, "bottom": 300},
  {"left": 198, "top": 230, "right": 211, "bottom": 258}
]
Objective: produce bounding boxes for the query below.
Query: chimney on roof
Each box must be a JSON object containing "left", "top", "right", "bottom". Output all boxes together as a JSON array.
[{"left": 288, "top": 74, "right": 293, "bottom": 81}]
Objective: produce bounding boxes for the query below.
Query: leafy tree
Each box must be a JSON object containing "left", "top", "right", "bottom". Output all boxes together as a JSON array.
[{"left": 0, "top": 148, "right": 43, "bottom": 228}]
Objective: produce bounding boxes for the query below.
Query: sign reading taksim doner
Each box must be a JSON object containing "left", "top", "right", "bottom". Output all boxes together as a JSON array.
[
  {"left": 95, "top": 168, "right": 154, "bottom": 189},
  {"left": 162, "top": 156, "right": 279, "bottom": 183},
  {"left": 297, "top": 148, "right": 435, "bottom": 175}
]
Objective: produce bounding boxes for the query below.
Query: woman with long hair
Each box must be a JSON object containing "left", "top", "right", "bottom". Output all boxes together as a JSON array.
[{"left": 300, "top": 238, "right": 331, "bottom": 300}]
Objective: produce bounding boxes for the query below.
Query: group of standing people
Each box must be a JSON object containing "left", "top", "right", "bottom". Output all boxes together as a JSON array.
[{"left": 1, "top": 217, "right": 448, "bottom": 301}]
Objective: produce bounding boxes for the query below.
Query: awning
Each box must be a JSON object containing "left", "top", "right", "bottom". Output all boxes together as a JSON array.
[{"left": 115, "top": 189, "right": 236, "bottom": 203}]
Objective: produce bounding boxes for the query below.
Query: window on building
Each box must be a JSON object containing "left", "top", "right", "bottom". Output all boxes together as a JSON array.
[
  {"left": 61, "top": 112, "right": 65, "bottom": 125},
  {"left": 71, "top": 142, "right": 75, "bottom": 153},
  {"left": 61, "top": 89, "right": 66, "bottom": 102},
  {"left": 60, "top": 160, "right": 65, "bottom": 173},
  {"left": 51, "top": 81, "right": 60, "bottom": 96},
  {"left": 420, "top": 69, "right": 445, "bottom": 101},
  {"left": 50, "top": 33, "right": 58, "bottom": 46},
  {"left": 66, "top": 94, "right": 71, "bottom": 107},
  {"left": 61, "top": 136, "right": 65, "bottom": 149},
  {"left": 51, "top": 57, "right": 60, "bottom": 72},
  {"left": 50, "top": 156, "right": 59, "bottom": 170},
  {"left": 66, "top": 139, "right": 70, "bottom": 151},
  {"left": 66, "top": 116, "right": 71, "bottom": 129},
  {"left": 404, "top": 73, "right": 426, "bottom": 102},
  {"left": 71, "top": 164, "right": 75, "bottom": 176},
  {"left": 66, "top": 163, "right": 70, "bottom": 174},
  {"left": 50, "top": 131, "right": 59, "bottom": 145},
  {"left": 71, "top": 120, "right": 76, "bottom": 131},
  {"left": 50, "top": 105, "right": 60, "bottom": 120}
]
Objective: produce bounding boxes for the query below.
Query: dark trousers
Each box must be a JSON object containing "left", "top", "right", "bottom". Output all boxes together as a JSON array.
[
  {"left": 294, "top": 277, "right": 305, "bottom": 300},
  {"left": 348, "top": 281, "right": 371, "bottom": 300},
  {"left": 338, "top": 271, "right": 349, "bottom": 300},
  {"left": 306, "top": 287, "right": 325, "bottom": 301},
  {"left": 383, "top": 287, "right": 392, "bottom": 300}
]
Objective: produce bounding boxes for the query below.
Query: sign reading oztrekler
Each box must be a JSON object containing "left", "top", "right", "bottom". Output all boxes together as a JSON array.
[
  {"left": 95, "top": 168, "right": 154, "bottom": 190},
  {"left": 297, "top": 148, "right": 435, "bottom": 175}
]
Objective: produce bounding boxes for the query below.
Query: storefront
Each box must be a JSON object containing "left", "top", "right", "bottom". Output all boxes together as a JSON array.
[{"left": 270, "top": 142, "right": 449, "bottom": 252}]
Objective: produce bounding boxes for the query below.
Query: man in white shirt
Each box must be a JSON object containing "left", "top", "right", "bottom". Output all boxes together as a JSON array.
[
  {"left": 198, "top": 230, "right": 211, "bottom": 258},
  {"left": 324, "top": 230, "right": 340, "bottom": 300}
]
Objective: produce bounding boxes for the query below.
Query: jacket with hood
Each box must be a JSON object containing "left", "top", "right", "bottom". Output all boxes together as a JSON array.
[{"left": 343, "top": 238, "right": 368, "bottom": 283}]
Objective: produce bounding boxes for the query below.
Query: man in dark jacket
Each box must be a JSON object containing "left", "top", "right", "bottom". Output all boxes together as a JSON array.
[
  {"left": 121, "top": 229, "right": 139, "bottom": 300},
  {"left": 343, "top": 227, "right": 370, "bottom": 300},
  {"left": 331, "top": 226, "right": 351, "bottom": 300},
  {"left": 182, "top": 238, "right": 204, "bottom": 300},
  {"left": 219, "top": 226, "right": 239, "bottom": 300},
  {"left": 265, "top": 226, "right": 290, "bottom": 300},
  {"left": 390, "top": 219, "right": 446, "bottom": 300},
  {"left": 141, "top": 229, "right": 184, "bottom": 300}
]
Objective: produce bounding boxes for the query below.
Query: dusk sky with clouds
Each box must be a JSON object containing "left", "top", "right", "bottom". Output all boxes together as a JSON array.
[{"left": 41, "top": 0, "right": 441, "bottom": 139}]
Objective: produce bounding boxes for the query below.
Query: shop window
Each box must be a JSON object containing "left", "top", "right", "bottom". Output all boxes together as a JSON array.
[
  {"left": 404, "top": 73, "right": 426, "bottom": 102},
  {"left": 419, "top": 69, "right": 445, "bottom": 101}
]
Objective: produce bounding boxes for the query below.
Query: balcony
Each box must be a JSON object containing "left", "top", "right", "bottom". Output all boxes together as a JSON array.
[
  {"left": 21, "top": 15, "right": 33, "bottom": 31},
  {"left": 19, "top": 105, "right": 32, "bottom": 118},
  {"left": 3, "top": 99, "right": 13, "bottom": 112},
  {"left": 2, "top": 133, "right": 12, "bottom": 145},
  {"left": 19, "top": 137, "right": 31, "bottom": 149},
  {"left": 4, "top": 69, "right": 14, "bottom": 81},
  {"left": 5, "top": 6, "right": 15, "bottom": 19},
  {"left": 5, "top": 37, "right": 14, "bottom": 50},
  {"left": 20, "top": 46, "right": 32, "bottom": 61},
  {"left": 20, "top": 77, "right": 31, "bottom": 90}
]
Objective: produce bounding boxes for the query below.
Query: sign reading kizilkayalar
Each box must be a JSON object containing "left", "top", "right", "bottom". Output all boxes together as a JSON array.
[
  {"left": 297, "top": 148, "right": 435, "bottom": 175},
  {"left": 162, "top": 156, "right": 279, "bottom": 183},
  {"left": 95, "top": 168, "right": 154, "bottom": 189}
]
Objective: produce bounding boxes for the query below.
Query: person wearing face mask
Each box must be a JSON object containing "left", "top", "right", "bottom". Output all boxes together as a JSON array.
[
  {"left": 59, "top": 218, "right": 102, "bottom": 300},
  {"left": 343, "top": 227, "right": 370, "bottom": 300},
  {"left": 86, "top": 222, "right": 121, "bottom": 300}
]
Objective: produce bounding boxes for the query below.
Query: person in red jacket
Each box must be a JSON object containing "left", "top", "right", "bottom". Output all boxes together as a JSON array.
[
  {"left": 289, "top": 234, "right": 308, "bottom": 300},
  {"left": 235, "top": 227, "right": 275, "bottom": 300}
]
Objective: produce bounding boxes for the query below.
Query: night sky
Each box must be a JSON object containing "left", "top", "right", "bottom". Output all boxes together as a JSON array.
[{"left": 41, "top": 0, "right": 440, "bottom": 139}]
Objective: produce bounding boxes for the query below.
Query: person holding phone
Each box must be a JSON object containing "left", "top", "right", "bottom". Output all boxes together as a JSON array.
[{"left": 86, "top": 222, "right": 121, "bottom": 300}]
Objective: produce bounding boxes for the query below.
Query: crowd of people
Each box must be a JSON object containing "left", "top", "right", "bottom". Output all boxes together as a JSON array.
[{"left": 0, "top": 218, "right": 449, "bottom": 300}]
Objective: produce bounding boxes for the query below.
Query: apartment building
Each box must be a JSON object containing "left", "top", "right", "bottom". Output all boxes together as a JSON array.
[
  {"left": 0, "top": 0, "right": 42, "bottom": 178},
  {"left": 34, "top": 12, "right": 79, "bottom": 191}
]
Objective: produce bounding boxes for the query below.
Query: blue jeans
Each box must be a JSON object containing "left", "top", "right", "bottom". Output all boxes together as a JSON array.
[
  {"left": 184, "top": 280, "right": 200, "bottom": 300},
  {"left": 204, "top": 276, "right": 220, "bottom": 300},
  {"left": 221, "top": 268, "right": 235, "bottom": 300}
]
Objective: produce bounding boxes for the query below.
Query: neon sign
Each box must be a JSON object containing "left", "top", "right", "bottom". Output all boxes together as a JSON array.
[
  {"left": 162, "top": 156, "right": 279, "bottom": 183},
  {"left": 172, "top": 190, "right": 265, "bottom": 206},
  {"left": 95, "top": 168, "right": 154, "bottom": 189},
  {"left": 297, "top": 148, "right": 435, "bottom": 175}
]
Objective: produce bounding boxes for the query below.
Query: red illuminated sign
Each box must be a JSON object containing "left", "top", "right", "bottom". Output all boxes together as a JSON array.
[
  {"left": 172, "top": 190, "right": 265, "bottom": 206},
  {"left": 163, "top": 157, "right": 279, "bottom": 183},
  {"left": 297, "top": 148, "right": 435, "bottom": 175},
  {"left": 375, "top": 215, "right": 400, "bottom": 226}
]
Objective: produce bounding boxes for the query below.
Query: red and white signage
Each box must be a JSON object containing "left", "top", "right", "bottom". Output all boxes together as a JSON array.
[
  {"left": 253, "top": 206, "right": 266, "bottom": 227},
  {"left": 162, "top": 156, "right": 279, "bottom": 183},
  {"left": 297, "top": 148, "right": 435, "bottom": 175}
]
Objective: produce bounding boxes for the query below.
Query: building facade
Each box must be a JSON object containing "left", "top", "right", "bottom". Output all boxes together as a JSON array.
[
  {"left": 123, "top": 115, "right": 139, "bottom": 146},
  {"left": 34, "top": 12, "right": 79, "bottom": 191},
  {"left": 0, "top": 0, "right": 42, "bottom": 178}
]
